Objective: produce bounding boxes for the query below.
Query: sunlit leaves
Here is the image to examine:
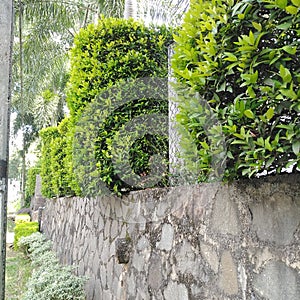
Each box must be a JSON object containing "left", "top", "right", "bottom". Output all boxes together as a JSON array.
[{"left": 172, "top": 0, "right": 300, "bottom": 180}]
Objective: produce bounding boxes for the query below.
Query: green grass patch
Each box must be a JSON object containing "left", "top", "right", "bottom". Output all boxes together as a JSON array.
[
  {"left": 7, "top": 218, "right": 15, "bottom": 232},
  {"left": 5, "top": 247, "right": 33, "bottom": 300}
]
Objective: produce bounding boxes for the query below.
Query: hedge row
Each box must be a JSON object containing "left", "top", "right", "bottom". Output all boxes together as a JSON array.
[
  {"left": 40, "top": 17, "right": 172, "bottom": 196},
  {"left": 24, "top": 166, "right": 40, "bottom": 206},
  {"left": 40, "top": 118, "right": 80, "bottom": 198},
  {"left": 14, "top": 220, "right": 39, "bottom": 250},
  {"left": 172, "top": 0, "right": 300, "bottom": 180}
]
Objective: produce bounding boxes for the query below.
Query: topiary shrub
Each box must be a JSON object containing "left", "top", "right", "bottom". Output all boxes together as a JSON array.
[
  {"left": 39, "top": 126, "right": 60, "bottom": 198},
  {"left": 39, "top": 118, "right": 80, "bottom": 198},
  {"left": 14, "top": 221, "right": 39, "bottom": 250},
  {"left": 64, "top": 17, "right": 172, "bottom": 195},
  {"left": 67, "top": 17, "right": 173, "bottom": 118},
  {"left": 172, "top": 0, "right": 300, "bottom": 180},
  {"left": 74, "top": 77, "right": 169, "bottom": 195}
]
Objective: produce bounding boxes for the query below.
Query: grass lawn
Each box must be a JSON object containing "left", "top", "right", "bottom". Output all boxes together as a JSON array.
[
  {"left": 5, "top": 246, "right": 33, "bottom": 300},
  {"left": 5, "top": 218, "right": 33, "bottom": 299}
]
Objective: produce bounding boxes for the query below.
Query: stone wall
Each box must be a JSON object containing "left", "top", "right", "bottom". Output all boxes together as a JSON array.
[{"left": 40, "top": 173, "right": 300, "bottom": 300}]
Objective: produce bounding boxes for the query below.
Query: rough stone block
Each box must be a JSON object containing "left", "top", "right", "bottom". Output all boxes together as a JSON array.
[
  {"left": 200, "top": 242, "right": 219, "bottom": 273},
  {"left": 131, "top": 251, "right": 145, "bottom": 272},
  {"left": 211, "top": 189, "right": 239, "bottom": 236},
  {"left": 253, "top": 261, "right": 300, "bottom": 300},
  {"left": 218, "top": 251, "right": 239, "bottom": 295},
  {"left": 251, "top": 193, "right": 300, "bottom": 245},
  {"left": 156, "top": 223, "right": 174, "bottom": 251},
  {"left": 148, "top": 253, "right": 162, "bottom": 292},
  {"left": 163, "top": 281, "right": 189, "bottom": 300}
]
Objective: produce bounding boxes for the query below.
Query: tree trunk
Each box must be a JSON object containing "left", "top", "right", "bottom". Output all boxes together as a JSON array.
[
  {"left": 0, "top": 0, "right": 13, "bottom": 299},
  {"left": 124, "top": 0, "right": 136, "bottom": 19}
]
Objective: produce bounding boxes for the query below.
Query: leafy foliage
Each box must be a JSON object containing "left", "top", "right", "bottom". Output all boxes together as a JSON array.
[
  {"left": 14, "top": 221, "right": 39, "bottom": 250},
  {"left": 67, "top": 17, "right": 172, "bottom": 117},
  {"left": 74, "top": 78, "right": 170, "bottom": 195},
  {"left": 172, "top": 0, "right": 300, "bottom": 180},
  {"left": 24, "top": 166, "right": 40, "bottom": 206},
  {"left": 39, "top": 118, "right": 80, "bottom": 198},
  {"left": 40, "top": 17, "right": 172, "bottom": 196}
]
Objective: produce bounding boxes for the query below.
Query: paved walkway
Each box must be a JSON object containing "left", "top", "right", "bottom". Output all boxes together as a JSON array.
[{"left": 6, "top": 231, "right": 14, "bottom": 244}]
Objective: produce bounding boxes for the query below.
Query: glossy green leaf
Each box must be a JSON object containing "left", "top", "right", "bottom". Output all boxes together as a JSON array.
[
  {"left": 276, "top": 0, "right": 287, "bottom": 8},
  {"left": 224, "top": 52, "right": 238, "bottom": 62},
  {"left": 280, "top": 88, "right": 297, "bottom": 99},
  {"left": 291, "top": 0, "right": 300, "bottom": 7},
  {"left": 265, "top": 138, "right": 273, "bottom": 152},
  {"left": 276, "top": 22, "right": 292, "bottom": 30},
  {"left": 292, "top": 141, "right": 300, "bottom": 155},
  {"left": 279, "top": 65, "right": 292, "bottom": 83},
  {"left": 244, "top": 109, "right": 255, "bottom": 119},
  {"left": 265, "top": 107, "right": 274, "bottom": 120},
  {"left": 285, "top": 5, "right": 298, "bottom": 14},
  {"left": 252, "top": 21, "right": 262, "bottom": 31},
  {"left": 282, "top": 45, "right": 297, "bottom": 55},
  {"left": 227, "top": 151, "right": 234, "bottom": 159}
]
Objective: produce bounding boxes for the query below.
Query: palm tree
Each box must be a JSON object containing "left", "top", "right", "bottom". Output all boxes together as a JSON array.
[
  {"left": 12, "top": 0, "right": 125, "bottom": 206},
  {"left": 135, "top": 0, "right": 190, "bottom": 26}
]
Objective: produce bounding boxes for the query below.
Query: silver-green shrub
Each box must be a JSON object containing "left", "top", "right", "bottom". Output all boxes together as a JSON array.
[{"left": 18, "top": 233, "right": 87, "bottom": 300}]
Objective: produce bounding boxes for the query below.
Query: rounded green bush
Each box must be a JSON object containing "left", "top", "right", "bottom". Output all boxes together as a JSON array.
[
  {"left": 40, "top": 18, "right": 172, "bottom": 196},
  {"left": 172, "top": 0, "right": 300, "bottom": 180},
  {"left": 19, "top": 233, "right": 86, "bottom": 300},
  {"left": 14, "top": 222, "right": 39, "bottom": 250},
  {"left": 67, "top": 17, "right": 173, "bottom": 118},
  {"left": 67, "top": 18, "right": 172, "bottom": 195}
]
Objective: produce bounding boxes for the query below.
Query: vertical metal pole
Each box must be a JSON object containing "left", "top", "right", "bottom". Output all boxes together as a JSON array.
[
  {"left": 124, "top": 0, "right": 136, "bottom": 19},
  {"left": 0, "top": 0, "right": 13, "bottom": 298}
]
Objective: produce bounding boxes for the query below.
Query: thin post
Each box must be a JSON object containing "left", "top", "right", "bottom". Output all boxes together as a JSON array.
[
  {"left": 0, "top": 0, "right": 13, "bottom": 298},
  {"left": 124, "top": 0, "right": 136, "bottom": 19}
]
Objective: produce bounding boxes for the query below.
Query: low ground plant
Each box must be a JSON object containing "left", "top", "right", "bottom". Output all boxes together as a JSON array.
[{"left": 18, "top": 232, "right": 87, "bottom": 300}]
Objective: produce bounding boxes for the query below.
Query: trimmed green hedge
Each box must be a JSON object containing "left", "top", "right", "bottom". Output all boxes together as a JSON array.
[
  {"left": 40, "top": 118, "right": 80, "bottom": 198},
  {"left": 15, "top": 214, "right": 31, "bottom": 224},
  {"left": 24, "top": 166, "right": 40, "bottom": 206},
  {"left": 74, "top": 78, "right": 169, "bottom": 195},
  {"left": 14, "top": 222, "right": 39, "bottom": 250},
  {"left": 40, "top": 17, "right": 172, "bottom": 196},
  {"left": 67, "top": 17, "right": 173, "bottom": 118},
  {"left": 172, "top": 0, "right": 300, "bottom": 180}
]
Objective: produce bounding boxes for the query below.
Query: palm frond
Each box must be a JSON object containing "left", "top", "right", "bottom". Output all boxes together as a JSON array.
[{"left": 136, "top": 0, "right": 189, "bottom": 26}]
